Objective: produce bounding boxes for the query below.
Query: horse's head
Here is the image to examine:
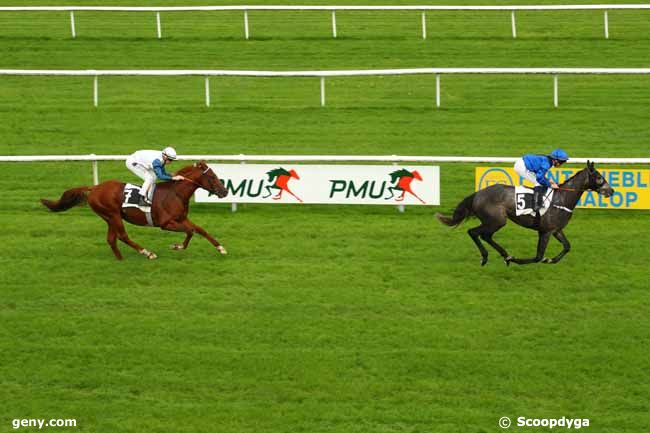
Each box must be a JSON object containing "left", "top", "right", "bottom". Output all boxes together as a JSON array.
[
  {"left": 181, "top": 161, "right": 228, "bottom": 198},
  {"left": 585, "top": 160, "right": 614, "bottom": 198}
]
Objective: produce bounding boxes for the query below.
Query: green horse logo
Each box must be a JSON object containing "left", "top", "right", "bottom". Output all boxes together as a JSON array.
[
  {"left": 385, "top": 169, "right": 425, "bottom": 204},
  {"left": 262, "top": 168, "right": 303, "bottom": 203}
]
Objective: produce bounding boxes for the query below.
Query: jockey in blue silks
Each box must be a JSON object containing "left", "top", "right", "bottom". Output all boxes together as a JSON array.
[
  {"left": 125, "top": 147, "right": 186, "bottom": 206},
  {"left": 514, "top": 149, "right": 569, "bottom": 212}
]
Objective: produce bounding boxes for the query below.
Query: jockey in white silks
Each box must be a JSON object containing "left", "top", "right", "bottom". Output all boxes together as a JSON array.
[{"left": 125, "top": 147, "right": 185, "bottom": 206}]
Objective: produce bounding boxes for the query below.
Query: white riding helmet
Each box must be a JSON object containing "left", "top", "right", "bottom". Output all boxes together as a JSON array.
[{"left": 162, "top": 146, "right": 177, "bottom": 161}]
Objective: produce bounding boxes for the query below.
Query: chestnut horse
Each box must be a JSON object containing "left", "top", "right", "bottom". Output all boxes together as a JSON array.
[{"left": 41, "top": 161, "right": 228, "bottom": 260}]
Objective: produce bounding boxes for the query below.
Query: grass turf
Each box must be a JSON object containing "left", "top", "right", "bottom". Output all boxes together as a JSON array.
[{"left": 1, "top": 1, "right": 649, "bottom": 432}]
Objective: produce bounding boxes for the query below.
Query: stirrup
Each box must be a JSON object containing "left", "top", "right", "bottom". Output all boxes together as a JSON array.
[{"left": 138, "top": 196, "right": 152, "bottom": 207}]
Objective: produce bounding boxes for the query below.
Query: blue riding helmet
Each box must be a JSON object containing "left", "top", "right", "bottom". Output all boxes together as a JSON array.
[{"left": 550, "top": 149, "right": 569, "bottom": 161}]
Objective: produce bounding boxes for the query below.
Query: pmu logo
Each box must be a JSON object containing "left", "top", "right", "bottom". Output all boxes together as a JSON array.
[
  {"left": 329, "top": 168, "right": 425, "bottom": 203},
  {"left": 478, "top": 168, "right": 515, "bottom": 189},
  {"left": 263, "top": 168, "right": 303, "bottom": 202},
  {"left": 224, "top": 167, "right": 303, "bottom": 202},
  {"left": 386, "top": 169, "right": 425, "bottom": 204}
]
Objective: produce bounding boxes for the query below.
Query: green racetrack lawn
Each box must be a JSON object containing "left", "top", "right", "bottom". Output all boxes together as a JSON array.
[{"left": 1, "top": 1, "right": 649, "bottom": 432}]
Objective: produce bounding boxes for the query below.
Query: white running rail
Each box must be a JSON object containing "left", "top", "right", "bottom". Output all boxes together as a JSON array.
[
  {"left": 2, "top": 68, "right": 650, "bottom": 108},
  {"left": 1, "top": 154, "right": 648, "bottom": 186},
  {"left": 1, "top": 4, "right": 649, "bottom": 40}
]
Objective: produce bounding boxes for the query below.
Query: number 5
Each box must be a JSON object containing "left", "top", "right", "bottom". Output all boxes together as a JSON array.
[{"left": 517, "top": 194, "right": 526, "bottom": 209}]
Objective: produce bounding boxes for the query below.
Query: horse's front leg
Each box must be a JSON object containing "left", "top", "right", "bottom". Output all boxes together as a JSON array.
[
  {"left": 185, "top": 219, "right": 227, "bottom": 255},
  {"left": 510, "top": 231, "right": 551, "bottom": 265},
  {"left": 543, "top": 230, "right": 571, "bottom": 264},
  {"left": 161, "top": 220, "right": 194, "bottom": 250}
]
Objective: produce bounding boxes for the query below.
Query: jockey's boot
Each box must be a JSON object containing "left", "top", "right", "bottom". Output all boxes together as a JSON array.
[
  {"left": 533, "top": 186, "right": 546, "bottom": 214},
  {"left": 138, "top": 193, "right": 152, "bottom": 207}
]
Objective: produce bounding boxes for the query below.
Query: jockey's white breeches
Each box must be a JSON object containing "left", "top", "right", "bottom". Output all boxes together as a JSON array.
[
  {"left": 126, "top": 157, "right": 157, "bottom": 200},
  {"left": 514, "top": 158, "right": 540, "bottom": 187}
]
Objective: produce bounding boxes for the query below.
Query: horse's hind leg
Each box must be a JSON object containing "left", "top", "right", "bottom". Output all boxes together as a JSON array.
[
  {"left": 480, "top": 224, "right": 512, "bottom": 263},
  {"left": 106, "top": 225, "right": 123, "bottom": 260},
  {"left": 468, "top": 226, "right": 490, "bottom": 266},
  {"left": 470, "top": 208, "right": 510, "bottom": 266},
  {"left": 110, "top": 217, "right": 157, "bottom": 260}
]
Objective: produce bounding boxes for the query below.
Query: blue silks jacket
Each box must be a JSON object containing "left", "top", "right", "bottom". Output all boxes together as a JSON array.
[
  {"left": 522, "top": 154, "right": 552, "bottom": 187},
  {"left": 152, "top": 159, "right": 173, "bottom": 181}
]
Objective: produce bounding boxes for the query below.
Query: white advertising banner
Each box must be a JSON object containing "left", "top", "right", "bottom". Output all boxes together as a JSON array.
[{"left": 195, "top": 164, "right": 440, "bottom": 205}]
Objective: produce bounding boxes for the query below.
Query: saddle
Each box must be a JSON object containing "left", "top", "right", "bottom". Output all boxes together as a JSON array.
[
  {"left": 514, "top": 186, "right": 554, "bottom": 217},
  {"left": 122, "top": 184, "right": 155, "bottom": 226}
]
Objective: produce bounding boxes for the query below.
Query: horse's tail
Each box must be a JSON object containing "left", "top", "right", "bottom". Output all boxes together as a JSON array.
[
  {"left": 436, "top": 193, "right": 476, "bottom": 227},
  {"left": 40, "top": 186, "right": 92, "bottom": 212}
]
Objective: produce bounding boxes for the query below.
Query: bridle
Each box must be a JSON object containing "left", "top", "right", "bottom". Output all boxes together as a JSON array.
[
  {"left": 181, "top": 165, "right": 223, "bottom": 196},
  {"left": 555, "top": 169, "right": 604, "bottom": 193}
]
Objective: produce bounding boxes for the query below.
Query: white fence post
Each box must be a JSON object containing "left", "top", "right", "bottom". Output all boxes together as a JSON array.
[
  {"left": 205, "top": 76, "right": 211, "bottom": 107},
  {"left": 156, "top": 12, "right": 162, "bottom": 39},
  {"left": 435, "top": 74, "right": 440, "bottom": 108},
  {"left": 421, "top": 11, "right": 427, "bottom": 40},
  {"left": 90, "top": 154, "right": 99, "bottom": 185},
  {"left": 511, "top": 11, "right": 517, "bottom": 38},
  {"left": 69, "top": 11, "right": 76, "bottom": 39},
  {"left": 604, "top": 11, "right": 609, "bottom": 39},
  {"left": 331, "top": 10, "right": 337, "bottom": 38},
  {"left": 93, "top": 75, "right": 98, "bottom": 107},
  {"left": 553, "top": 74, "right": 559, "bottom": 108},
  {"left": 244, "top": 10, "right": 250, "bottom": 40},
  {"left": 320, "top": 77, "right": 326, "bottom": 107},
  {"left": 232, "top": 158, "right": 245, "bottom": 213}
]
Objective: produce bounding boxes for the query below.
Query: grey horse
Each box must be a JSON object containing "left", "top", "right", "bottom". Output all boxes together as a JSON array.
[{"left": 437, "top": 161, "right": 614, "bottom": 266}]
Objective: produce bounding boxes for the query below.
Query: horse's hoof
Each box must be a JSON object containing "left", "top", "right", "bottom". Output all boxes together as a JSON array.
[
  {"left": 217, "top": 246, "right": 228, "bottom": 255},
  {"left": 171, "top": 244, "right": 184, "bottom": 250},
  {"left": 148, "top": 252, "right": 158, "bottom": 260},
  {"left": 504, "top": 256, "right": 514, "bottom": 266},
  {"left": 481, "top": 257, "right": 488, "bottom": 266},
  {"left": 542, "top": 257, "right": 553, "bottom": 264}
]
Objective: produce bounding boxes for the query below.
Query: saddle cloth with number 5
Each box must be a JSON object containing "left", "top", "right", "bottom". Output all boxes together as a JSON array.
[{"left": 514, "top": 186, "right": 554, "bottom": 217}]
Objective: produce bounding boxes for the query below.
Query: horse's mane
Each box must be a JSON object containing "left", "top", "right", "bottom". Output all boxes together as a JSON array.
[
  {"left": 175, "top": 164, "right": 199, "bottom": 176},
  {"left": 175, "top": 161, "right": 209, "bottom": 177},
  {"left": 560, "top": 166, "right": 588, "bottom": 186}
]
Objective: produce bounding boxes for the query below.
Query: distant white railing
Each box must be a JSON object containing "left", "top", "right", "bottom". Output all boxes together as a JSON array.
[
  {"left": 1, "top": 154, "right": 648, "bottom": 186},
  {"left": 2, "top": 68, "right": 650, "bottom": 108},
  {"left": 1, "top": 5, "right": 649, "bottom": 40}
]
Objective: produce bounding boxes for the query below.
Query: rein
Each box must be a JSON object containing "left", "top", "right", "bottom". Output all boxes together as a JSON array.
[
  {"left": 555, "top": 186, "right": 587, "bottom": 192},
  {"left": 181, "top": 177, "right": 204, "bottom": 189},
  {"left": 178, "top": 167, "right": 219, "bottom": 194}
]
